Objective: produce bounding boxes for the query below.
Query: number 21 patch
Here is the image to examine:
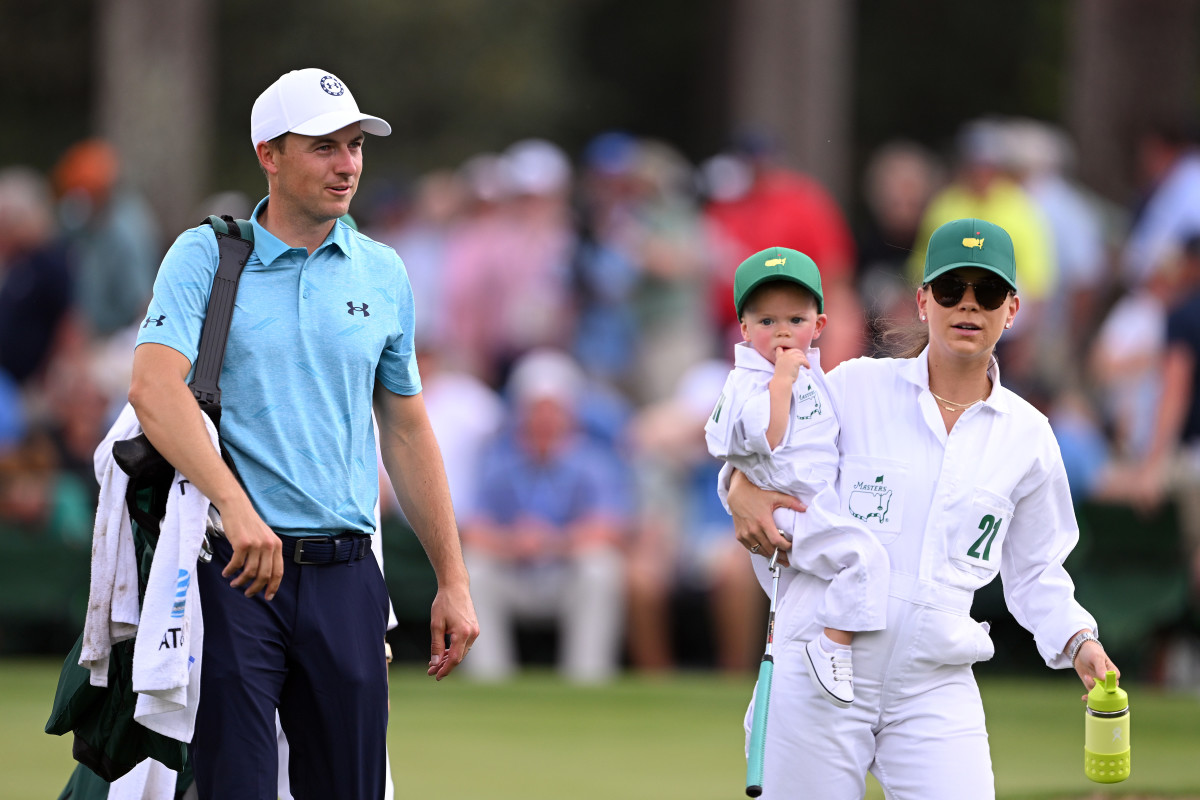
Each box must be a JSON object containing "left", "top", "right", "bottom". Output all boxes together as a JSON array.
[
  {"left": 951, "top": 488, "right": 1014, "bottom": 574},
  {"left": 967, "top": 514, "right": 1003, "bottom": 561}
]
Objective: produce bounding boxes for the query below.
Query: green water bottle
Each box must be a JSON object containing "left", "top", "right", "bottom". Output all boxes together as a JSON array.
[{"left": 1084, "top": 670, "right": 1130, "bottom": 783}]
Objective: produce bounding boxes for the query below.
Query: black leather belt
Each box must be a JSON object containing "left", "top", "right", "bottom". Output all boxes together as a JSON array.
[{"left": 281, "top": 533, "right": 372, "bottom": 565}]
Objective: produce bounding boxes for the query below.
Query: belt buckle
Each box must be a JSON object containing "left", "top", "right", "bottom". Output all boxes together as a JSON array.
[{"left": 293, "top": 537, "right": 327, "bottom": 565}]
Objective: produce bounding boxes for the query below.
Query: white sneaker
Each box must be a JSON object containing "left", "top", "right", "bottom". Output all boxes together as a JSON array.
[{"left": 804, "top": 638, "right": 854, "bottom": 708}]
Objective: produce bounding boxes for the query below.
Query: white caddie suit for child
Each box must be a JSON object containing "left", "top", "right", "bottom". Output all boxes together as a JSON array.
[
  {"left": 721, "top": 348, "right": 1097, "bottom": 800},
  {"left": 706, "top": 342, "right": 888, "bottom": 635}
]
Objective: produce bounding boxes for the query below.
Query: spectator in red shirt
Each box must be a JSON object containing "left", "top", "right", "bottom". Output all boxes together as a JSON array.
[{"left": 702, "top": 134, "right": 864, "bottom": 368}]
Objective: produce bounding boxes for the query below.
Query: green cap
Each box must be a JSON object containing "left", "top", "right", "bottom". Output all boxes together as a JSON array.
[
  {"left": 1086, "top": 671, "right": 1128, "bottom": 713},
  {"left": 733, "top": 246, "right": 823, "bottom": 316},
  {"left": 922, "top": 218, "right": 1017, "bottom": 292}
]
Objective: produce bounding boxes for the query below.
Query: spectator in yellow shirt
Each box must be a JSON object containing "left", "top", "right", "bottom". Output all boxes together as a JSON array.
[
  {"left": 908, "top": 119, "right": 1056, "bottom": 391},
  {"left": 909, "top": 120, "right": 1056, "bottom": 300}
]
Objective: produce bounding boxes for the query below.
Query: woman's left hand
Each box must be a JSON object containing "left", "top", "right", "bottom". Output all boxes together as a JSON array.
[{"left": 1074, "top": 640, "right": 1120, "bottom": 701}]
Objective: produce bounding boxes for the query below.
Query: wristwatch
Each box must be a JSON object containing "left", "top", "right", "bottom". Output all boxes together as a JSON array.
[{"left": 1067, "top": 630, "right": 1099, "bottom": 665}]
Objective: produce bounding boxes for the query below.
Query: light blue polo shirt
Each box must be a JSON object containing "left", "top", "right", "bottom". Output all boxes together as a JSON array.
[{"left": 137, "top": 196, "right": 421, "bottom": 536}]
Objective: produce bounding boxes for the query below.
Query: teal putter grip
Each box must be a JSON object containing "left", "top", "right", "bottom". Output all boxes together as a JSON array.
[{"left": 745, "top": 657, "right": 774, "bottom": 797}]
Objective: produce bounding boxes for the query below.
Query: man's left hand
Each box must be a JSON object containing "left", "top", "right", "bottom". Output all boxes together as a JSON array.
[{"left": 427, "top": 582, "right": 479, "bottom": 681}]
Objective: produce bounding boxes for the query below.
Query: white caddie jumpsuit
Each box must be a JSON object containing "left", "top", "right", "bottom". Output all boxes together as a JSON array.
[
  {"left": 724, "top": 349, "right": 1097, "bottom": 800},
  {"left": 706, "top": 342, "right": 889, "bottom": 633}
]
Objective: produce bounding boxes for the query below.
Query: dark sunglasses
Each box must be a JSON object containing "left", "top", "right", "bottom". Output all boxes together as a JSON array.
[{"left": 927, "top": 275, "right": 1012, "bottom": 311}]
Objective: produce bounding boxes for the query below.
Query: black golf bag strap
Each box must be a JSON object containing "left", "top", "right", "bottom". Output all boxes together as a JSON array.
[
  {"left": 125, "top": 479, "right": 166, "bottom": 534},
  {"left": 189, "top": 215, "right": 253, "bottom": 406}
]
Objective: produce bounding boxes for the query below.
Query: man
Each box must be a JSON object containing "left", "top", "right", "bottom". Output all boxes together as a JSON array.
[
  {"left": 907, "top": 119, "right": 1057, "bottom": 303},
  {"left": 460, "top": 348, "right": 630, "bottom": 683},
  {"left": 0, "top": 167, "right": 73, "bottom": 388},
  {"left": 1121, "top": 120, "right": 1200, "bottom": 289},
  {"left": 128, "top": 68, "right": 478, "bottom": 800},
  {"left": 1131, "top": 235, "right": 1200, "bottom": 599},
  {"left": 52, "top": 138, "right": 160, "bottom": 338},
  {"left": 907, "top": 118, "right": 1056, "bottom": 395},
  {"left": 703, "top": 132, "right": 865, "bottom": 370}
]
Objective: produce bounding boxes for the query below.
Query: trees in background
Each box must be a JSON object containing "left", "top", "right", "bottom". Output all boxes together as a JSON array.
[{"left": 3, "top": 0, "right": 1194, "bottom": 236}]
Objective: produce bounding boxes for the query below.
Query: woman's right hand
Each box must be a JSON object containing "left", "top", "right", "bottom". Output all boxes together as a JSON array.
[{"left": 727, "top": 469, "right": 804, "bottom": 565}]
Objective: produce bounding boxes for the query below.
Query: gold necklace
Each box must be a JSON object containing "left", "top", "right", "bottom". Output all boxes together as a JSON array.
[{"left": 930, "top": 391, "right": 984, "bottom": 413}]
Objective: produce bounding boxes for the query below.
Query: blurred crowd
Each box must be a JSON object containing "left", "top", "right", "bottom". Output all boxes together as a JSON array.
[{"left": 3, "top": 116, "right": 1200, "bottom": 683}]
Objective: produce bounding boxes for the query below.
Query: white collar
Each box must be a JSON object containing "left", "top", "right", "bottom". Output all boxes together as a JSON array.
[
  {"left": 899, "top": 346, "right": 1010, "bottom": 415},
  {"left": 733, "top": 341, "right": 823, "bottom": 374}
]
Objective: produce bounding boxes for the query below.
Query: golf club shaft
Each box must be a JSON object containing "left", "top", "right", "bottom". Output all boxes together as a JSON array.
[{"left": 746, "top": 551, "right": 782, "bottom": 797}]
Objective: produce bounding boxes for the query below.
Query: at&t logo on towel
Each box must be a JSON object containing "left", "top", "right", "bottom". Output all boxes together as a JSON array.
[{"left": 171, "top": 568, "right": 189, "bottom": 619}]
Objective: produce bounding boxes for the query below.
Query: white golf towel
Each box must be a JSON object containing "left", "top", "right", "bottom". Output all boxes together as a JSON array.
[
  {"left": 107, "top": 757, "right": 177, "bottom": 800},
  {"left": 131, "top": 414, "right": 219, "bottom": 741},
  {"left": 80, "top": 404, "right": 145, "bottom": 686}
]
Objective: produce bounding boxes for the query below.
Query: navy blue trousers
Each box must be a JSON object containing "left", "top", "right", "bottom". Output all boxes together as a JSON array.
[{"left": 192, "top": 534, "right": 390, "bottom": 800}]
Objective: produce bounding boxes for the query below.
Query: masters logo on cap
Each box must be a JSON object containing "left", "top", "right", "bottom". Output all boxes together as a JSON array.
[
  {"left": 922, "top": 218, "right": 1017, "bottom": 291},
  {"left": 250, "top": 68, "right": 392, "bottom": 149},
  {"left": 733, "top": 247, "right": 824, "bottom": 316}
]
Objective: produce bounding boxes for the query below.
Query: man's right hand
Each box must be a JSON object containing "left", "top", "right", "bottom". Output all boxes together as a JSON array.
[
  {"left": 1126, "top": 458, "right": 1169, "bottom": 514},
  {"left": 220, "top": 501, "right": 284, "bottom": 600}
]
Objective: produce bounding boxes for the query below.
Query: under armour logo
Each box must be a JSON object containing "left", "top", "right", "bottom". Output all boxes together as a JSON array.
[
  {"left": 143, "top": 314, "right": 166, "bottom": 328},
  {"left": 320, "top": 75, "right": 345, "bottom": 96},
  {"left": 347, "top": 302, "right": 369, "bottom": 316}
]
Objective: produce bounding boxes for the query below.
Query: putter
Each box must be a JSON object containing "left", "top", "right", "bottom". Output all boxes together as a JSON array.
[{"left": 746, "top": 548, "right": 781, "bottom": 797}]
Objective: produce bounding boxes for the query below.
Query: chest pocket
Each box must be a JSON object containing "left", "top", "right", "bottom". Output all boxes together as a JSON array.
[
  {"left": 311, "top": 290, "right": 398, "bottom": 372},
  {"left": 839, "top": 455, "right": 908, "bottom": 543},
  {"left": 950, "top": 487, "right": 1015, "bottom": 580},
  {"left": 790, "top": 377, "right": 828, "bottom": 431}
]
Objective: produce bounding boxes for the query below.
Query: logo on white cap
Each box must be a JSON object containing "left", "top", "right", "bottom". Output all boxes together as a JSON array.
[{"left": 319, "top": 75, "right": 345, "bottom": 96}]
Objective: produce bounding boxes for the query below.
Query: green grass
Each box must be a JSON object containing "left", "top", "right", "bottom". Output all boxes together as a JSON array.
[{"left": 5, "top": 659, "right": 1199, "bottom": 799}]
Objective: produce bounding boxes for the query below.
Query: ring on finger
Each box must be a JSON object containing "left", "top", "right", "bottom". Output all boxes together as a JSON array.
[{"left": 750, "top": 544, "right": 761, "bottom": 553}]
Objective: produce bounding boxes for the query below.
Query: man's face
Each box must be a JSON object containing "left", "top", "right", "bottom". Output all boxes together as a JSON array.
[
  {"left": 271, "top": 123, "right": 364, "bottom": 224},
  {"left": 520, "top": 396, "right": 574, "bottom": 459}
]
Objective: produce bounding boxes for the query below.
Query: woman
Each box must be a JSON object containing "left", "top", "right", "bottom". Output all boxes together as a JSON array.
[{"left": 725, "top": 218, "right": 1118, "bottom": 799}]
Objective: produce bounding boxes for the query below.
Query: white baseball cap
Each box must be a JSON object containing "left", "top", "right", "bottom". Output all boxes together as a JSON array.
[
  {"left": 507, "top": 348, "right": 585, "bottom": 409},
  {"left": 250, "top": 68, "right": 391, "bottom": 149},
  {"left": 503, "top": 139, "right": 571, "bottom": 196}
]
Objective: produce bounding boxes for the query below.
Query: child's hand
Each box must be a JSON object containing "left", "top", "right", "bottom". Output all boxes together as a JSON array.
[{"left": 774, "top": 347, "right": 809, "bottom": 383}]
